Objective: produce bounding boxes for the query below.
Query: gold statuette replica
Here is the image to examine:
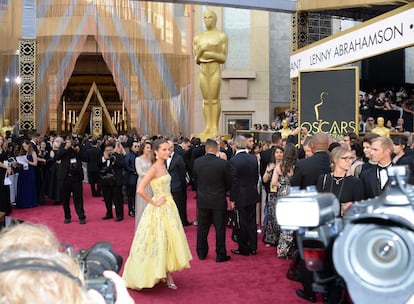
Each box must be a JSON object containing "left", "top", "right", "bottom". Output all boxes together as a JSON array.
[
  {"left": 371, "top": 117, "right": 390, "bottom": 138},
  {"left": 193, "top": 10, "right": 228, "bottom": 138},
  {"left": 280, "top": 119, "right": 292, "bottom": 140},
  {"left": 1, "top": 119, "right": 14, "bottom": 137}
]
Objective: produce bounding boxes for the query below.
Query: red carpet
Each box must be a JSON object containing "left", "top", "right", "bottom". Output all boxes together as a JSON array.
[{"left": 10, "top": 184, "right": 316, "bottom": 304}]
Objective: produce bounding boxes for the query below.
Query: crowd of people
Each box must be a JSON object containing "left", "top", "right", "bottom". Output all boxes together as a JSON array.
[{"left": 2, "top": 107, "right": 414, "bottom": 302}]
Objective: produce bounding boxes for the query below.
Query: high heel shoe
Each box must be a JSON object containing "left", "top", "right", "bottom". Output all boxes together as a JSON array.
[
  {"left": 166, "top": 273, "right": 177, "bottom": 290},
  {"left": 167, "top": 282, "right": 177, "bottom": 290}
]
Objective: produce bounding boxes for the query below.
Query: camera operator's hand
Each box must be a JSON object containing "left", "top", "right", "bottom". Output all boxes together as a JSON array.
[
  {"left": 115, "top": 142, "right": 126, "bottom": 155},
  {"left": 87, "top": 271, "right": 135, "bottom": 304}
]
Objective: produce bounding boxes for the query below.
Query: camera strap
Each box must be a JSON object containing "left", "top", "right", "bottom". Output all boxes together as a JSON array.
[{"left": 0, "top": 257, "right": 82, "bottom": 286}]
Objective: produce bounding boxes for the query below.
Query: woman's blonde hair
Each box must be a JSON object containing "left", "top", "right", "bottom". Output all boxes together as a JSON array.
[
  {"left": 329, "top": 146, "right": 351, "bottom": 171},
  {"left": 0, "top": 223, "right": 93, "bottom": 304}
]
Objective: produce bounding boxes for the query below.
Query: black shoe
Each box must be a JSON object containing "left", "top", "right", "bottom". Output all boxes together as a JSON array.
[
  {"left": 64, "top": 218, "right": 71, "bottom": 224},
  {"left": 128, "top": 210, "right": 135, "bottom": 217},
  {"left": 183, "top": 221, "right": 193, "bottom": 226},
  {"left": 231, "top": 249, "right": 249, "bottom": 256},
  {"left": 115, "top": 217, "right": 123, "bottom": 222},
  {"left": 295, "top": 289, "right": 316, "bottom": 303},
  {"left": 54, "top": 201, "right": 62, "bottom": 205},
  {"left": 102, "top": 215, "right": 113, "bottom": 220},
  {"left": 79, "top": 218, "right": 86, "bottom": 225},
  {"left": 249, "top": 249, "right": 257, "bottom": 255},
  {"left": 198, "top": 255, "right": 206, "bottom": 260},
  {"left": 216, "top": 256, "right": 231, "bottom": 263}
]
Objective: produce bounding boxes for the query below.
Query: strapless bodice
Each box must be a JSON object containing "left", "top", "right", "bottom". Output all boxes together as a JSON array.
[{"left": 150, "top": 174, "right": 171, "bottom": 199}]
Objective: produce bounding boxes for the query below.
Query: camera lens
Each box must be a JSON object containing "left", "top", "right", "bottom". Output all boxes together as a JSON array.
[
  {"left": 78, "top": 241, "right": 122, "bottom": 279},
  {"left": 350, "top": 226, "right": 409, "bottom": 285},
  {"left": 334, "top": 222, "right": 414, "bottom": 303}
]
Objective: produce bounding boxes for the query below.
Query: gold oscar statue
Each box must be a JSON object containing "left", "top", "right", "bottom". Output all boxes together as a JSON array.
[
  {"left": 279, "top": 119, "right": 292, "bottom": 140},
  {"left": 371, "top": 117, "right": 391, "bottom": 138},
  {"left": 193, "top": 10, "right": 228, "bottom": 139},
  {"left": 1, "top": 119, "right": 13, "bottom": 137}
]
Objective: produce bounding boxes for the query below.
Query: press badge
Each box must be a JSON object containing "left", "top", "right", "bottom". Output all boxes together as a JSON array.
[{"left": 70, "top": 158, "right": 77, "bottom": 164}]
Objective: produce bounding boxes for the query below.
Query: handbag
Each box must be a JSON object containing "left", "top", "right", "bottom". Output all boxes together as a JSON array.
[
  {"left": 226, "top": 208, "right": 240, "bottom": 230},
  {"left": 4, "top": 173, "right": 12, "bottom": 186}
]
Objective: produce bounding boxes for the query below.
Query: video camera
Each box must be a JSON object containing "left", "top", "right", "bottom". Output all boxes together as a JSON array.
[
  {"left": 76, "top": 242, "right": 123, "bottom": 304},
  {"left": 276, "top": 166, "right": 414, "bottom": 304}
]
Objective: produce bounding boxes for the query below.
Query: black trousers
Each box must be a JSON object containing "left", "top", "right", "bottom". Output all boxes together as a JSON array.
[
  {"left": 102, "top": 185, "right": 123, "bottom": 219},
  {"left": 196, "top": 207, "right": 227, "bottom": 259},
  {"left": 126, "top": 184, "right": 136, "bottom": 212},
  {"left": 171, "top": 190, "right": 189, "bottom": 225},
  {"left": 235, "top": 203, "right": 257, "bottom": 254},
  {"left": 61, "top": 175, "right": 85, "bottom": 220},
  {"left": 88, "top": 171, "right": 101, "bottom": 196}
]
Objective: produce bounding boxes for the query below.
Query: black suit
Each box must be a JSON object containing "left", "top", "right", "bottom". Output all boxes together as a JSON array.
[
  {"left": 124, "top": 150, "right": 138, "bottom": 214},
  {"left": 168, "top": 152, "right": 190, "bottom": 225},
  {"left": 54, "top": 144, "right": 86, "bottom": 221},
  {"left": 86, "top": 146, "right": 102, "bottom": 196},
  {"left": 100, "top": 153, "right": 125, "bottom": 220},
  {"left": 291, "top": 151, "right": 331, "bottom": 190},
  {"left": 228, "top": 151, "right": 259, "bottom": 254},
  {"left": 360, "top": 165, "right": 391, "bottom": 200},
  {"left": 190, "top": 144, "right": 205, "bottom": 190},
  {"left": 193, "top": 153, "right": 231, "bottom": 260}
]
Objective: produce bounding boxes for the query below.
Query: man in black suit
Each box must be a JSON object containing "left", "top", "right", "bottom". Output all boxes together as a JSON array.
[
  {"left": 175, "top": 137, "right": 191, "bottom": 183},
  {"left": 228, "top": 135, "right": 260, "bottom": 256},
  {"left": 54, "top": 136, "right": 87, "bottom": 224},
  {"left": 85, "top": 139, "right": 102, "bottom": 197},
  {"left": 100, "top": 143, "right": 125, "bottom": 222},
  {"left": 124, "top": 141, "right": 139, "bottom": 217},
  {"left": 193, "top": 139, "right": 232, "bottom": 262},
  {"left": 360, "top": 136, "right": 393, "bottom": 200},
  {"left": 290, "top": 132, "right": 331, "bottom": 302},
  {"left": 189, "top": 137, "right": 205, "bottom": 190},
  {"left": 167, "top": 139, "right": 191, "bottom": 226}
]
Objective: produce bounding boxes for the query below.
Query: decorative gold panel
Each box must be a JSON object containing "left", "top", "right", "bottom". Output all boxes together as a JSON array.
[
  {"left": 291, "top": 12, "right": 308, "bottom": 108},
  {"left": 19, "top": 39, "right": 36, "bottom": 131},
  {"left": 92, "top": 106, "right": 102, "bottom": 138}
]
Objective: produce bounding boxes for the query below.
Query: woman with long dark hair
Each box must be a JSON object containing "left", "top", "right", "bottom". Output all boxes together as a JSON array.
[
  {"left": 262, "top": 146, "right": 284, "bottom": 247},
  {"left": 270, "top": 143, "right": 298, "bottom": 258},
  {"left": 15, "top": 139, "right": 38, "bottom": 208}
]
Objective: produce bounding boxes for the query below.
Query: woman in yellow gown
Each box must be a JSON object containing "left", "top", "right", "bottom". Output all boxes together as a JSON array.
[{"left": 123, "top": 138, "right": 192, "bottom": 290}]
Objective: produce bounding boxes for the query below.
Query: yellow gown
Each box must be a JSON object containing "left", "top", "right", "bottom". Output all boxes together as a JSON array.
[{"left": 122, "top": 174, "right": 192, "bottom": 289}]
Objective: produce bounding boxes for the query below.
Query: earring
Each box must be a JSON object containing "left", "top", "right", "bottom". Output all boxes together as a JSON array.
[{"left": 155, "top": 154, "right": 158, "bottom": 159}]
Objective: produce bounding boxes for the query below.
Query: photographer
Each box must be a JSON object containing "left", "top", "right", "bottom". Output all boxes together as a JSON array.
[
  {"left": 54, "top": 135, "right": 87, "bottom": 224},
  {"left": 100, "top": 143, "right": 125, "bottom": 222},
  {"left": 0, "top": 223, "right": 134, "bottom": 304}
]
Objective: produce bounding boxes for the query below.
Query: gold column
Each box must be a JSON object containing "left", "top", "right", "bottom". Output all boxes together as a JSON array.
[
  {"left": 290, "top": 12, "right": 308, "bottom": 111},
  {"left": 19, "top": 39, "right": 36, "bottom": 131}
]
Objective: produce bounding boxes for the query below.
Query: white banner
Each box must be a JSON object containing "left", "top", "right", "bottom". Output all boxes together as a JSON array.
[{"left": 290, "top": 3, "right": 414, "bottom": 78}]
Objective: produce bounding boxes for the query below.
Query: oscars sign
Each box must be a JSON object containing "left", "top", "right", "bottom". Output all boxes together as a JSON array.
[{"left": 298, "top": 67, "right": 358, "bottom": 138}]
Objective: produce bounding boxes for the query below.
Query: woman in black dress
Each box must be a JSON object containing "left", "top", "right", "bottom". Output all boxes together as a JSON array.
[
  {"left": 0, "top": 136, "right": 13, "bottom": 215},
  {"left": 317, "top": 146, "right": 364, "bottom": 216}
]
